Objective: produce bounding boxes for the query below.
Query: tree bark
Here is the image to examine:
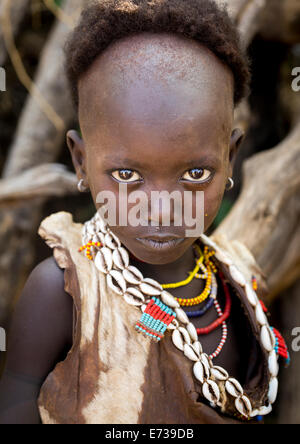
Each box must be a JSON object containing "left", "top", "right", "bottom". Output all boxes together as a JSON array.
[
  {"left": 0, "top": 0, "right": 29, "bottom": 66},
  {"left": 0, "top": 164, "right": 77, "bottom": 205},
  {"left": 0, "top": 0, "right": 84, "bottom": 326},
  {"left": 214, "top": 115, "right": 300, "bottom": 301},
  {"left": 275, "top": 279, "right": 300, "bottom": 424},
  {"left": 259, "top": 0, "right": 300, "bottom": 44}
]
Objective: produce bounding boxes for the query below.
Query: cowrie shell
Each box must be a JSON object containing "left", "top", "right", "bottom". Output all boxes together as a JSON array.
[
  {"left": 172, "top": 329, "right": 184, "bottom": 351},
  {"left": 251, "top": 404, "right": 272, "bottom": 417},
  {"left": 87, "top": 223, "right": 96, "bottom": 237},
  {"left": 191, "top": 341, "right": 203, "bottom": 357},
  {"left": 202, "top": 380, "right": 220, "bottom": 404},
  {"left": 210, "top": 366, "right": 229, "bottom": 381},
  {"left": 175, "top": 308, "right": 189, "bottom": 325},
  {"left": 123, "top": 266, "right": 143, "bottom": 285},
  {"left": 200, "top": 354, "right": 211, "bottom": 378},
  {"left": 167, "top": 318, "right": 179, "bottom": 330},
  {"left": 124, "top": 287, "right": 145, "bottom": 306},
  {"left": 214, "top": 250, "right": 233, "bottom": 266},
  {"left": 268, "top": 350, "right": 279, "bottom": 377},
  {"left": 193, "top": 361, "right": 205, "bottom": 384},
  {"left": 261, "top": 325, "right": 275, "bottom": 352},
  {"left": 255, "top": 302, "right": 267, "bottom": 326},
  {"left": 107, "top": 269, "right": 127, "bottom": 295},
  {"left": 178, "top": 326, "right": 191, "bottom": 345},
  {"left": 235, "top": 395, "right": 252, "bottom": 417},
  {"left": 225, "top": 378, "right": 244, "bottom": 398},
  {"left": 96, "top": 216, "right": 108, "bottom": 233},
  {"left": 245, "top": 284, "right": 258, "bottom": 307},
  {"left": 268, "top": 377, "right": 278, "bottom": 404},
  {"left": 160, "top": 290, "right": 180, "bottom": 308},
  {"left": 139, "top": 278, "right": 162, "bottom": 296},
  {"left": 104, "top": 231, "right": 121, "bottom": 249},
  {"left": 112, "top": 247, "right": 129, "bottom": 270},
  {"left": 187, "top": 322, "right": 198, "bottom": 342},
  {"left": 200, "top": 234, "right": 218, "bottom": 251},
  {"left": 184, "top": 343, "right": 199, "bottom": 362},
  {"left": 229, "top": 265, "right": 246, "bottom": 287},
  {"left": 94, "top": 248, "right": 113, "bottom": 274}
]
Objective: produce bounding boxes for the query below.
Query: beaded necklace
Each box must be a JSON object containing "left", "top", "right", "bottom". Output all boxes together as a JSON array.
[{"left": 79, "top": 212, "right": 288, "bottom": 421}]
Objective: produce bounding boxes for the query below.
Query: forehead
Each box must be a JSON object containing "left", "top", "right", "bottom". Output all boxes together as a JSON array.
[{"left": 78, "top": 32, "right": 234, "bottom": 141}]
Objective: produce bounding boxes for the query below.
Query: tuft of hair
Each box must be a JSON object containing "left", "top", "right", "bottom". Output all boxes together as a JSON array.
[{"left": 65, "top": 0, "right": 251, "bottom": 108}]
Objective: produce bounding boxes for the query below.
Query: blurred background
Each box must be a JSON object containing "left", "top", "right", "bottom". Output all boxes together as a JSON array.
[{"left": 0, "top": 0, "right": 299, "bottom": 424}]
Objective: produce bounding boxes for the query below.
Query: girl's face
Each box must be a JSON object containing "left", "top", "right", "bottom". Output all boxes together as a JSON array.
[{"left": 67, "top": 33, "right": 243, "bottom": 265}]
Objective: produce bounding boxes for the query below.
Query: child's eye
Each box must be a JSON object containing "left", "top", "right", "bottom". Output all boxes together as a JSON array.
[
  {"left": 181, "top": 168, "right": 212, "bottom": 183},
  {"left": 111, "top": 169, "right": 142, "bottom": 183}
]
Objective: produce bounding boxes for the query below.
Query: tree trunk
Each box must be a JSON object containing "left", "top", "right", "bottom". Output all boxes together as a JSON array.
[
  {"left": 275, "top": 279, "right": 300, "bottom": 424},
  {"left": 214, "top": 117, "right": 300, "bottom": 301},
  {"left": 0, "top": 0, "right": 29, "bottom": 66},
  {"left": 0, "top": 0, "right": 84, "bottom": 327}
]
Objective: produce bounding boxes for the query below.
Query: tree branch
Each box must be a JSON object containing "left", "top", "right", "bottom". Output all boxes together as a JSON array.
[{"left": 0, "top": 164, "right": 78, "bottom": 206}]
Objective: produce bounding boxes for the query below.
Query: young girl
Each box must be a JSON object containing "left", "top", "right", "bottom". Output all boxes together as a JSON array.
[{"left": 0, "top": 0, "right": 289, "bottom": 424}]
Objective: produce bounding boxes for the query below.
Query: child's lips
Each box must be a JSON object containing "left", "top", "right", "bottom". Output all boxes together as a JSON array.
[{"left": 135, "top": 236, "right": 185, "bottom": 251}]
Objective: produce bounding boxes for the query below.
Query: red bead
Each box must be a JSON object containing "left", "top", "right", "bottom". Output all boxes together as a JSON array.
[{"left": 197, "top": 273, "right": 231, "bottom": 336}]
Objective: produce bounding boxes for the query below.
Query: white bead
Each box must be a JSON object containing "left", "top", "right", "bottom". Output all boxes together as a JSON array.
[
  {"left": 214, "top": 250, "right": 233, "bottom": 266},
  {"left": 268, "top": 350, "right": 279, "bottom": 377},
  {"left": 199, "top": 234, "right": 218, "bottom": 250},
  {"left": 245, "top": 284, "right": 258, "bottom": 307},
  {"left": 252, "top": 404, "right": 272, "bottom": 416},
  {"left": 261, "top": 325, "right": 275, "bottom": 352},
  {"left": 229, "top": 264, "right": 246, "bottom": 287},
  {"left": 255, "top": 302, "right": 267, "bottom": 326},
  {"left": 268, "top": 377, "right": 278, "bottom": 404}
]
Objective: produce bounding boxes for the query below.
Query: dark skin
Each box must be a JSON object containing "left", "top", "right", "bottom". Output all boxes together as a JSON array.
[{"left": 0, "top": 33, "right": 245, "bottom": 424}]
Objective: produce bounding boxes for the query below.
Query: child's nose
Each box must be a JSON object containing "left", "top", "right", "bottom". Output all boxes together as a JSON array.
[{"left": 147, "top": 191, "right": 180, "bottom": 227}]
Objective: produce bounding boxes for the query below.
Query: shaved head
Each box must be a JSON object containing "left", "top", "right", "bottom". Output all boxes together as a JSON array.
[{"left": 78, "top": 32, "right": 234, "bottom": 135}]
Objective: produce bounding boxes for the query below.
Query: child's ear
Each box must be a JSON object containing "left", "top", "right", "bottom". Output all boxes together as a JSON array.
[
  {"left": 229, "top": 128, "right": 244, "bottom": 169},
  {"left": 66, "top": 130, "right": 88, "bottom": 184}
]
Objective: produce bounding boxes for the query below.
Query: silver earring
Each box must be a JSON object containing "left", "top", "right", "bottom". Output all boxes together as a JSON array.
[
  {"left": 77, "top": 179, "right": 89, "bottom": 193},
  {"left": 226, "top": 177, "right": 234, "bottom": 191}
]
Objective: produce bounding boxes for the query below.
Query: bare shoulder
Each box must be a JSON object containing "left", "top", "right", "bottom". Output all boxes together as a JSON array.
[
  {"left": 0, "top": 256, "right": 74, "bottom": 423},
  {"left": 4, "top": 255, "right": 74, "bottom": 381}
]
